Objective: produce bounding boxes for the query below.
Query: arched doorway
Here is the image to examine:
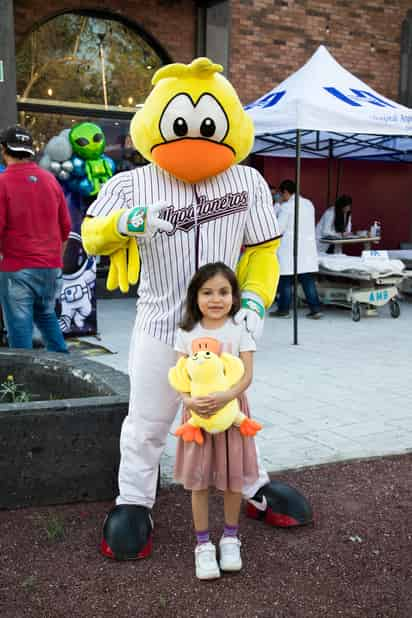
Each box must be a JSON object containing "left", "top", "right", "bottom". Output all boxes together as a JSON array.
[{"left": 16, "top": 10, "right": 170, "bottom": 166}]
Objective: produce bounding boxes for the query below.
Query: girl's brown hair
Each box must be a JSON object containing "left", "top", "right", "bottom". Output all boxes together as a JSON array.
[{"left": 180, "top": 262, "right": 241, "bottom": 331}]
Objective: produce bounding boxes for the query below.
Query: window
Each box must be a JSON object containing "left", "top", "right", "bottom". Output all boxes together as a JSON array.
[{"left": 16, "top": 12, "right": 168, "bottom": 161}]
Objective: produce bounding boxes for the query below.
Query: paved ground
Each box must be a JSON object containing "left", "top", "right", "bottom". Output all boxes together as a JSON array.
[{"left": 87, "top": 294, "right": 412, "bottom": 481}]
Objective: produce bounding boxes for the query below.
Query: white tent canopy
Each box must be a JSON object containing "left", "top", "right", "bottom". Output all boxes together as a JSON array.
[
  {"left": 247, "top": 45, "right": 412, "bottom": 160},
  {"left": 246, "top": 45, "right": 412, "bottom": 344}
]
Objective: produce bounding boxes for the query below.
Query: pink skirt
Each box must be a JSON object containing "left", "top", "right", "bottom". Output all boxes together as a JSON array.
[{"left": 174, "top": 394, "right": 259, "bottom": 492}]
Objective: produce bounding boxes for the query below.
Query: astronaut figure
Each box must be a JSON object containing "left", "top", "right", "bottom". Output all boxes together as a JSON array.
[{"left": 58, "top": 232, "right": 96, "bottom": 335}]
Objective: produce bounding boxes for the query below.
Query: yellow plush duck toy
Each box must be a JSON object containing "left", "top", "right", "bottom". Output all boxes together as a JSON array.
[{"left": 169, "top": 344, "right": 262, "bottom": 446}]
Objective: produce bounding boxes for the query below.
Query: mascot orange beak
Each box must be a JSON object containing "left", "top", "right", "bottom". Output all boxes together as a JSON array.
[{"left": 152, "top": 139, "right": 235, "bottom": 184}]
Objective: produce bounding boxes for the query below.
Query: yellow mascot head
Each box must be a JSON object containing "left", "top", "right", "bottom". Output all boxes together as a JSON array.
[{"left": 130, "top": 57, "right": 254, "bottom": 183}]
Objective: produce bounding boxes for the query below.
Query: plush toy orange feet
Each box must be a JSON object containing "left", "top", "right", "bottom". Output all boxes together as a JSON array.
[
  {"left": 239, "top": 418, "right": 262, "bottom": 437},
  {"left": 175, "top": 423, "right": 204, "bottom": 445}
]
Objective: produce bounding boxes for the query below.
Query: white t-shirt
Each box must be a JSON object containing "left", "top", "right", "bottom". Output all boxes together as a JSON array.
[{"left": 174, "top": 318, "right": 256, "bottom": 357}]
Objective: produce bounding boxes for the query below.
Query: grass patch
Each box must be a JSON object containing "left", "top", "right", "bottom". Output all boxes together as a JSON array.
[
  {"left": 21, "top": 575, "right": 37, "bottom": 591},
  {"left": 44, "top": 515, "right": 65, "bottom": 541}
]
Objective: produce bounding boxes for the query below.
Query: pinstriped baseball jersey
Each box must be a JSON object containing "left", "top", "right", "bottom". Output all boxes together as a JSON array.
[{"left": 87, "top": 163, "right": 280, "bottom": 345}]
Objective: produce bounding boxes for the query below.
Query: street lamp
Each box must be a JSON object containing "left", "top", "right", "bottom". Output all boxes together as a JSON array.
[
  {"left": 95, "top": 21, "right": 108, "bottom": 109},
  {"left": 142, "top": 50, "right": 153, "bottom": 71}
]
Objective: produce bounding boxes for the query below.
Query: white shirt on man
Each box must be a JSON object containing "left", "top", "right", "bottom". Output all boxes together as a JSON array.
[{"left": 276, "top": 194, "right": 319, "bottom": 275}]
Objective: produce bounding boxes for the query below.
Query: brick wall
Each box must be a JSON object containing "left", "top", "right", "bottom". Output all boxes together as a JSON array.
[
  {"left": 14, "top": 1, "right": 410, "bottom": 107},
  {"left": 14, "top": 0, "right": 196, "bottom": 63},
  {"left": 230, "top": 0, "right": 411, "bottom": 105}
]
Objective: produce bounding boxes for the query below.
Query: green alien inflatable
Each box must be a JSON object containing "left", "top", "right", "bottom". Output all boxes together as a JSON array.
[{"left": 68, "top": 122, "right": 116, "bottom": 197}]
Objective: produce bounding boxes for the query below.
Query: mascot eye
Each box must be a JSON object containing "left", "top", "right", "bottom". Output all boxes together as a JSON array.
[
  {"left": 159, "top": 93, "right": 228, "bottom": 143},
  {"left": 194, "top": 94, "right": 228, "bottom": 142},
  {"left": 93, "top": 133, "right": 103, "bottom": 143},
  {"left": 173, "top": 117, "right": 188, "bottom": 137},
  {"left": 193, "top": 353, "right": 198, "bottom": 360},
  {"left": 200, "top": 118, "right": 216, "bottom": 138},
  {"left": 160, "top": 94, "right": 196, "bottom": 142},
  {"left": 76, "top": 137, "right": 89, "bottom": 147},
  {"left": 204, "top": 351, "right": 212, "bottom": 357}
]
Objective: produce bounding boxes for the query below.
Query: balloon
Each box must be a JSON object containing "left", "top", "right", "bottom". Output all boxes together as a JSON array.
[
  {"left": 62, "top": 160, "right": 74, "bottom": 173},
  {"left": 67, "top": 123, "right": 115, "bottom": 196},
  {"left": 58, "top": 170, "right": 71, "bottom": 181},
  {"left": 71, "top": 156, "right": 86, "bottom": 177},
  {"left": 50, "top": 161, "right": 61, "bottom": 175}
]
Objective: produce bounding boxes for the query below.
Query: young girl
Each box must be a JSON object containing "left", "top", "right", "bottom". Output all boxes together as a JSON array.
[{"left": 173, "top": 262, "right": 259, "bottom": 580}]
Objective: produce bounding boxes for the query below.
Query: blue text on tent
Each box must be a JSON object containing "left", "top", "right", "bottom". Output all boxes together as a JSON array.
[
  {"left": 245, "top": 91, "right": 286, "bottom": 110},
  {"left": 324, "top": 88, "right": 397, "bottom": 109}
]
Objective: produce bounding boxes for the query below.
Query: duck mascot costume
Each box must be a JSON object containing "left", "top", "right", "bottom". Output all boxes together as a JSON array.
[{"left": 82, "top": 58, "right": 313, "bottom": 560}]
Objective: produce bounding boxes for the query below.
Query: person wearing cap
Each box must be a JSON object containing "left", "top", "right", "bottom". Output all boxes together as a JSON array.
[{"left": 0, "top": 125, "right": 72, "bottom": 351}]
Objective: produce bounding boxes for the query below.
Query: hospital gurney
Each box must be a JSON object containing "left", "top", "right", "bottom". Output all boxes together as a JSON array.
[
  {"left": 313, "top": 254, "right": 405, "bottom": 321},
  {"left": 387, "top": 250, "right": 412, "bottom": 296}
]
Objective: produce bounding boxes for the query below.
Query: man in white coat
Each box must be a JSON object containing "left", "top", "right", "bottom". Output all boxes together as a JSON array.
[{"left": 271, "top": 179, "right": 322, "bottom": 319}]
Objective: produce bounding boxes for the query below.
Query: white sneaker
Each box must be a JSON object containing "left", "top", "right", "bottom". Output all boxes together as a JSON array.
[
  {"left": 219, "top": 536, "right": 242, "bottom": 572},
  {"left": 194, "top": 542, "right": 221, "bottom": 580}
]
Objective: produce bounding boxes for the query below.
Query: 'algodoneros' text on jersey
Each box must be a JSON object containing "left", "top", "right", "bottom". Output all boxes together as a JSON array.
[{"left": 87, "top": 164, "right": 280, "bottom": 345}]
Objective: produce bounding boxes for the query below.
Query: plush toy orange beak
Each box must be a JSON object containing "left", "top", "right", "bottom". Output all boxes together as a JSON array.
[{"left": 152, "top": 139, "right": 235, "bottom": 184}]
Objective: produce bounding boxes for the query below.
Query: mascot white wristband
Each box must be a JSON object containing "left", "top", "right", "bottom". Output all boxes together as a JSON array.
[
  {"left": 240, "top": 292, "right": 265, "bottom": 318},
  {"left": 234, "top": 291, "right": 265, "bottom": 340},
  {"left": 117, "top": 201, "right": 173, "bottom": 237}
]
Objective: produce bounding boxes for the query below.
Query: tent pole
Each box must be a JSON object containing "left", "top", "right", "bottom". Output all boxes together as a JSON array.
[
  {"left": 327, "top": 139, "right": 333, "bottom": 208},
  {"left": 293, "top": 129, "right": 301, "bottom": 345},
  {"left": 336, "top": 159, "right": 342, "bottom": 200}
]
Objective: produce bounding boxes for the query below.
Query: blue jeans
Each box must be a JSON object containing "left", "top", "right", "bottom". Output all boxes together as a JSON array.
[
  {"left": 277, "top": 273, "right": 321, "bottom": 314},
  {"left": 0, "top": 268, "right": 68, "bottom": 353}
]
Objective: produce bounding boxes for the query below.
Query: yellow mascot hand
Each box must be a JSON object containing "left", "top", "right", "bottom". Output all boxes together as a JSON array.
[
  {"left": 107, "top": 249, "right": 124, "bottom": 292},
  {"left": 106, "top": 240, "right": 140, "bottom": 293},
  {"left": 82, "top": 211, "right": 128, "bottom": 256},
  {"left": 127, "top": 237, "right": 140, "bottom": 285},
  {"left": 81, "top": 212, "right": 140, "bottom": 293}
]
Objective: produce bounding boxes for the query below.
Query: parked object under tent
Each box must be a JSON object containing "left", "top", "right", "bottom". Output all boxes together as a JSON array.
[{"left": 313, "top": 254, "right": 406, "bottom": 322}]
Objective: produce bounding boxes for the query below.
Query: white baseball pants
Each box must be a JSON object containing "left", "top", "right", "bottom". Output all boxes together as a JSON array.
[{"left": 116, "top": 320, "right": 269, "bottom": 509}]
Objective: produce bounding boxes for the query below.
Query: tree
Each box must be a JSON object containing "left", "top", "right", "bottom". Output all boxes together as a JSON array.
[{"left": 16, "top": 14, "right": 162, "bottom": 108}]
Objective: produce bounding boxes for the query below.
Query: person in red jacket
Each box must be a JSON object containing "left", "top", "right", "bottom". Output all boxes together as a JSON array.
[{"left": 0, "top": 125, "right": 71, "bottom": 352}]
